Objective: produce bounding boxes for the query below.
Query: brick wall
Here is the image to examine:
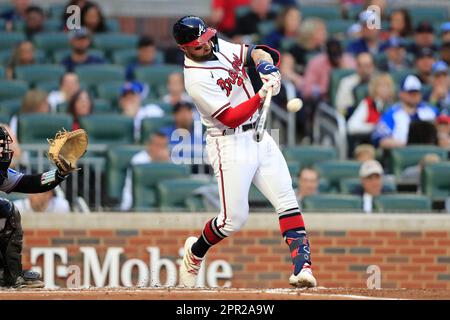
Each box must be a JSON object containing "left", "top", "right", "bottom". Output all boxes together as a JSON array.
[{"left": 20, "top": 214, "right": 450, "bottom": 289}]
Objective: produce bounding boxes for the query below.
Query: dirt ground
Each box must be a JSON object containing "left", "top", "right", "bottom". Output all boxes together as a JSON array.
[{"left": 0, "top": 287, "right": 449, "bottom": 300}]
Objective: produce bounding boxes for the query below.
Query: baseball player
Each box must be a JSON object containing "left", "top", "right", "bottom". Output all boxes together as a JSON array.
[
  {"left": 0, "top": 126, "right": 70, "bottom": 288},
  {"left": 172, "top": 16, "right": 316, "bottom": 288}
]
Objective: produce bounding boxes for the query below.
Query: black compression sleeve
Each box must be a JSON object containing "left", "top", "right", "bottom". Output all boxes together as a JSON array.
[{"left": 11, "top": 170, "right": 66, "bottom": 194}]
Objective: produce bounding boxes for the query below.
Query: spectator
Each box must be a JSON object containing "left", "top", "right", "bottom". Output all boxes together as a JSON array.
[
  {"left": 288, "top": 18, "right": 327, "bottom": 73},
  {"left": 401, "top": 153, "right": 441, "bottom": 187},
  {"left": 210, "top": 0, "right": 250, "bottom": 37},
  {"left": 355, "top": 160, "right": 389, "bottom": 213},
  {"left": 425, "top": 61, "right": 450, "bottom": 115},
  {"left": 440, "top": 22, "right": 450, "bottom": 43},
  {"left": 162, "top": 72, "right": 192, "bottom": 106},
  {"left": 6, "top": 40, "right": 36, "bottom": 79},
  {"left": 24, "top": 5, "right": 45, "bottom": 40},
  {"left": 120, "top": 132, "right": 170, "bottom": 211},
  {"left": 296, "top": 167, "right": 319, "bottom": 201},
  {"left": 160, "top": 101, "right": 203, "bottom": 164},
  {"left": 233, "top": 0, "right": 276, "bottom": 41},
  {"left": 414, "top": 47, "right": 436, "bottom": 85},
  {"left": 62, "top": 0, "right": 92, "bottom": 30},
  {"left": 126, "top": 36, "right": 158, "bottom": 81},
  {"left": 388, "top": 8, "right": 413, "bottom": 39},
  {"left": 348, "top": 73, "right": 395, "bottom": 136},
  {"left": 10, "top": 90, "right": 49, "bottom": 136},
  {"left": 407, "top": 120, "right": 438, "bottom": 145},
  {"left": 407, "top": 21, "right": 437, "bottom": 57},
  {"left": 119, "top": 82, "right": 164, "bottom": 141},
  {"left": 67, "top": 89, "right": 93, "bottom": 130},
  {"left": 440, "top": 42, "right": 450, "bottom": 67},
  {"left": 378, "top": 36, "right": 413, "bottom": 72},
  {"left": 302, "top": 38, "right": 356, "bottom": 101},
  {"left": 346, "top": 10, "right": 383, "bottom": 56},
  {"left": 61, "top": 27, "right": 105, "bottom": 72},
  {"left": 263, "top": 5, "right": 301, "bottom": 51},
  {"left": 0, "top": 0, "right": 30, "bottom": 30},
  {"left": 274, "top": 52, "right": 303, "bottom": 108},
  {"left": 353, "top": 144, "right": 376, "bottom": 162},
  {"left": 13, "top": 189, "right": 71, "bottom": 214},
  {"left": 81, "top": 2, "right": 107, "bottom": 33},
  {"left": 47, "top": 73, "right": 81, "bottom": 112},
  {"left": 436, "top": 114, "right": 450, "bottom": 148},
  {"left": 372, "top": 75, "right": 438, "bottom": 149},
  {"left": 336, "top": 52, "right": 375, "bottom": 115}
]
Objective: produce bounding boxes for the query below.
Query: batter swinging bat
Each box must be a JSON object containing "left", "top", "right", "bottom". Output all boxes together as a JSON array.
[{"left": 253, "top": 87, "right": 273, "bottom": 142}]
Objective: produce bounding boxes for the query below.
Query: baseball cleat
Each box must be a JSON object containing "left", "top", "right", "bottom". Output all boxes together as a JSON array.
[
  {"left": 289, "top": 263, "right": 317, "bottom": 288},
  {"left": 179, "top": 236, "right": 204, "bottom": 287}
]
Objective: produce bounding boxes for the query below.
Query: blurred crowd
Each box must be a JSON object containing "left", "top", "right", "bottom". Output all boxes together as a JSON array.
[{"left": 0, "top": 0, "right": 449, "bottom": 212}]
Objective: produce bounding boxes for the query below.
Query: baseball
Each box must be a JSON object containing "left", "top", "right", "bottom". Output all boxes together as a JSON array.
[{"left": 287, "top": 98, "right": 303, "bottom": 112}]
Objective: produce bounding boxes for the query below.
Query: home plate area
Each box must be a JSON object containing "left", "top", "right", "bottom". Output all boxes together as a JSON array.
[{"left": 0, "top": 287, "right": 449, "bottom": 300}]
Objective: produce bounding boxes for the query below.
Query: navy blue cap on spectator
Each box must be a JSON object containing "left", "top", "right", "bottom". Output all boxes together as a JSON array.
[
  {"left": 441, "top": 22, "right": 450, "bottom": 34},
  {"left": 173, "top": 101, "right": 194, "bottom": 113},
  {"left": 385, "top": 36, "right": 406, "bottom": 49},
  {"left": 432, "top": 60, "right": 449, "bottom": 75},
  {"left": 415, "top": 21, "right": 434, "bottom": 34},
  {"left": 400, "top": 75, "right": 422, "bottom": 92},
  {"left": 416, "top": 46, "right": 435, "bottom": 59},
  {"left": 69, "top": 27, "right": 91, "bottom": 40},
  {"left": 120, "top": 81, "right": 144, "bottom": 96}
]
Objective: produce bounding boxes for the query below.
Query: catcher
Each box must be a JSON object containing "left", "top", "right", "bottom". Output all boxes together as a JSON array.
[{"left": 0, "top": 126, "right": 87, "bottom": 288}]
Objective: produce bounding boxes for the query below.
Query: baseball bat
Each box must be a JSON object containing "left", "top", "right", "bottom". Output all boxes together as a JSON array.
[{"left": 253, "top": 86, "right": 273, "bottom": 142}]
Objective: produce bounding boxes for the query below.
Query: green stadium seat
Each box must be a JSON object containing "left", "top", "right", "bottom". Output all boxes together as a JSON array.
[
  {"left": 75, "top": 64, "right": 125, "bottom": 91},
  {"left": 302, "top": 194, "right": 362, "bottom": 212},
  {"left": 373, "top": 194, "right": 432, "bottom": 213},
  {"left": 135, "top": 65, "right": 182, "bottom": 99},
  {"left": 339, "top": 177, "right": 397, "bottom": 194},
  {"left": 0, "top": 114, "right": 10, "bottom": 125},
  {"left": 48, "top": 3, "right": 65, "bottom": 18},
  {"left": 157, "top": 178, "right": 209, "bottom": 211},
  {"left": 329, "top": 69, "right": 355, "bottom": 107},
  {"left": 105, "top": 145, "right": 144, "bottom": 201},
  {"left": 326, "top": 19, "right": 352, "bottom": 36},
  {"left": 96, "top": 81, "right": 123, "bottom": 105},
  {"left": 185, "top": 194, "right": 207, "bottom": 212},
  {"left": 93, "top": 98, "right": 115, "bottom": 113},
  {"left": 33, "top": 32, "right": 69, "bottom": 54},
  {"left": 105, "top": 18, "right": 121, "bottom": 32},
  {"left": 79, "top": 114, "right": 134, "bottom": 144},
  {"left": 112, "top": 49, "right": 137, "bottom": 66},
  {"left": 301, "top": 6, "right": 341, "bottom": 19},
  {"left": 0, "top": 19, "right": 5, "bottom": 31},
  {"left": 35, "top": 80, "right": 59, "bottom": 92},
  {"left": 354, "top": 83, "right": 368, "bottom": 106},
  {"left": 257, "top": 21, "right": 276, "bottom": 37},
  {"left": 0, "top": 98, "right": 21, "bottom": 118},
  {"left": 0, "top": 66, "right": 4, "bottom": 79},
  {"left": 44, "top": 19, "right": 63, "bottom": 32},
  {"left": 0, "top": 49, "right": 11, "bottom": 65},
  {"left": 315, "top": 160, "right": 361, "bottom": 192},
  {"left": 422, "top": 162, "right": 450, "bottom": 201},
  {"left": 0, "top": 80, "right": 28, "bottom": 101},
  {"left": 390, "top": 145, "right": 448, "bottom": 178},
  {"left": 140, "top": 116, "right": 174, "bottom": 143},
  {"left": 53, "top": 48, "right": 106, "bottom": 63},
  {"left": 409, "top": 7, "right": 448, "bottom": 24},
  {"left": 391, "top": 69, "right": 415, "bottom": 88},
  {"left": 17, "top": 113, "right": 73, "bottom": 143},
  {"left": 132, "top": 163, "right": 190, "bottom": 210},
  {"left": 0, "top": 32, "right": 25, "bottom": 50},
  {"left": 15, "top": 64, "right": 66, "bottom": 87},
  {"left": 93, "top": 33, "right": 138, "bottom": 57},
  {"left": 287, "top": 161, "right": 301, "bottom": 180},
  {"left": 0, "top": 3, "right": 13, "bottom": 14},
  {"left": 282, "top": 145, "right": 337, "bottom": 169}
]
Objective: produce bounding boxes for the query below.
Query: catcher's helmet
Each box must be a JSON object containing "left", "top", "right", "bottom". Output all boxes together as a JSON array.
[
  {"left": 0, "top": 126, "right": 13, "bottom": 178},
  {"left": 172, "top": 16, "right": 218, "bottom": 49}
]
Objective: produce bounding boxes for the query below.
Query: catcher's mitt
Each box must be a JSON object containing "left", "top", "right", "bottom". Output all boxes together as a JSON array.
[{"left": 47, "top": 128, "right": 88, "bottom": 175}]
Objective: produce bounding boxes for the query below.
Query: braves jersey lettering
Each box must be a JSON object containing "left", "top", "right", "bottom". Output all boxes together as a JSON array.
[{"left": 184, "top": 39, "right": 257, "bottom": 131}]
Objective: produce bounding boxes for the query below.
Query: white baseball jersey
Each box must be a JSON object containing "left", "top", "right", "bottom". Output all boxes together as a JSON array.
[{"left": 184, "top": 38, "right": 258, "bottom": 131}]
